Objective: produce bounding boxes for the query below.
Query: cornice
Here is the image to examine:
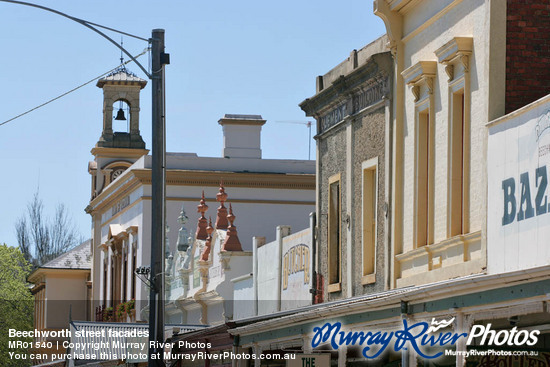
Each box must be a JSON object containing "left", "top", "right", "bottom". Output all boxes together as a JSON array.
[
  {"left": 402, "top": 60, "right": 437, "bottom": 85},
  {"left": 435, "top": 37, "right": 473, "bottom": 81},
  {"left": 402, "top": 60, "right": 437, "bottom": 101},
  {"left": 300, "top": 53, "right": 390, "bottom": 117},
  {"left": 30, "top": 282, "right": 45, "bottom": 294},
  {"left": 90, "top": 147, "right": 149, "bottom": 159},
  {"left": 132, "top": 169, "right": 315, "bottom": 190},
  {"left": 87, "top": 174, "right": 141, "bottom": 214},
  {"left": 386, "top": 0, "right": 421, "bottom": 14},
  {"left": 29, "top": 268, "right": 90, "bottom": 284},
  {"left": 218, "top": 118, "right": 266, "bottom": 126},
  {"left": 435, "top": 37, "right": 473, "bottom": 64},
  {"left": 87, "top": 168, "right": 315, "bottom": 215}
]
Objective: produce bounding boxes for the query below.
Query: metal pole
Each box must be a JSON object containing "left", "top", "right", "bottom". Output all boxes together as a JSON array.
[{"left": 148, "top": 28, "right": 166, "bottom": 366}]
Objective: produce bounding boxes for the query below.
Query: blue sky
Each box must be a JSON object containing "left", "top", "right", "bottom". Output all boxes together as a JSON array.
[{"left": 0, "top": 0, "right": 386, "bottom": 247}]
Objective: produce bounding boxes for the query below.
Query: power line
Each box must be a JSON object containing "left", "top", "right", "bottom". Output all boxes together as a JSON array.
[{"left": 0, "top": 48, "right": 149, "bottom": 127}]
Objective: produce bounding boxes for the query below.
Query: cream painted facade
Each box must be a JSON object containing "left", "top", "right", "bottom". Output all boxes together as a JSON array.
[
  {"left": 374, "top": 0, "right": 507, "bottom": 287},
  {"left": 166, "top": 204, "right": 253, "bottom": 326},
  {"left": 28, "top": 241, "right": 92, "bottom": 365},
  {"left": 86, "top": 68, "right": 316, "bottom": 325}
]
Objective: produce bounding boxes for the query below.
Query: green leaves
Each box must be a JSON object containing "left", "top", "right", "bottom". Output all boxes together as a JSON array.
[{"left": 0, "top": 244, "right": 33, "bottom": 367}]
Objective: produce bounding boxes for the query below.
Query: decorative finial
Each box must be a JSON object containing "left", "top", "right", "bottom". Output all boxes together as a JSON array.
[
  {"left": 201, "top": 217, "right": 214, "bottom": 261},
  {"left": 216, "top": 181, "right": 229, "bottom": 229},
  {"left": 206, "top": 217, "right": 214, "bottom": 236},
  {"left": 196, "top": 191, "right": 208, "bottom": 240},
  {"left": 120, "top": 37, "right": 124, "bottom": 65},
  {"left": 178, "top": 205, "right": 188, "bottom": 225},
  {"left": 177, "top": 204, "right": 192, "bottom": 252},
  {"left": 228, "top": 203, "right": 235, "bottom": 225},
  {"left": 222, "top": 203, "right": 242, "bottom": 251}
]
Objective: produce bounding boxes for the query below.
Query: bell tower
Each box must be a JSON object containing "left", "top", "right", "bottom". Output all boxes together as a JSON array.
[
  {"left": 96, "top": 67, "right": 147, "bottom": 149},
  {"left": 89, "top": 67, "right": 149, "bottom": 200}
]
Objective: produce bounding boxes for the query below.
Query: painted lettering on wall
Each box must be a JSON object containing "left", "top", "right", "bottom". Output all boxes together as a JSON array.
[
  {"left": 111, "top": 195, "right": 130, "bottom": 216},
  {"left": 320, "top": 104, "right": 347, "bottom": 132},
  {"left": 282, "top": 244, "right": 310, "bottom": 290},
  {"left": 353, "top": 79, "right": 388, "bottom": 113},
  {"left": 502, "top": 166, "right": 548, "bottom": 225}
]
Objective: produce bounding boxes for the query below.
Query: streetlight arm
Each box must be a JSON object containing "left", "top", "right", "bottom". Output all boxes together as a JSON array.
[{"left": 0, "top": 0, "right": 152, "bottom": 78}]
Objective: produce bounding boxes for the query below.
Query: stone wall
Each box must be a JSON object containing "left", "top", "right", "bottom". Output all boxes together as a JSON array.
[
  {"left": 352, "top": 108, "right": 386, "bottom": 295},
  {"left": 318, "top": 126, "right": 348, "bottom": 300}
]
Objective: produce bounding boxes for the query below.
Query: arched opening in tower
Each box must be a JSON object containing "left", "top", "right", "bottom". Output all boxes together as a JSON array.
[{"left": 112, "top": 99, "right": 130, "bottom": 133}]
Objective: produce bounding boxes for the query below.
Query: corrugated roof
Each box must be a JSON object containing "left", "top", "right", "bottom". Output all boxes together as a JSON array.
[{"left": 41, "top": 240, "right": 92, "bottom": 270}]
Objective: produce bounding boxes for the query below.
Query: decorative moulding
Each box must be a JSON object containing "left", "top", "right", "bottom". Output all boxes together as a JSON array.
[
  {"left": 401, "top": 61, "right": 437, "bottom": 101},
  {"left": 435, "top": 37, "right": 473, "bottom": 81},
  {"left": 386, "top": 0, "right": 420, "bottom": 13}
]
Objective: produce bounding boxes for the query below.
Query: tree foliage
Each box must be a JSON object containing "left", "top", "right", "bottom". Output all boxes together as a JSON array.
[
  {"left": 15, "top": 191, "right": 82, "bottom": 267},
  {"left": 0, "top": 244, "right": 33, "bottom": 367}
]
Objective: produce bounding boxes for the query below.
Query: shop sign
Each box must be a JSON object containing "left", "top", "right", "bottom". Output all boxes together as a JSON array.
[
  {"left": 281, "top": 228, "right": 313, "bottom": 310},
  {"left": 488, "top": 107, "right": 550, "bottom": 272},
  {"left": 287, "top": 354, "right": 330, "bottom": 367}
]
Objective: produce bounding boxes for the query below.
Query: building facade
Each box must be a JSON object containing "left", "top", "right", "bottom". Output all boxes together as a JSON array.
[
  {"left": 86, "top": 67, "right": 316, "bottom": 325},
  {"left": 224, "top": 37, "right": 397, "bottom": 367},
  {"left": 28, "top": 241, "right": 92, "bottom": 365},
  {"left": 226, "top": 2, "right": 550, "bottom": 366},
  {"left": 374, "top": 0, "right": 498, "bottom": 288},
  {"left": 300, "top": 36, "right": 393, "bottom": 301}
]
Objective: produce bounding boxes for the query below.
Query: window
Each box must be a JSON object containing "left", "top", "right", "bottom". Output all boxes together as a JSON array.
[
  {"left": 362, "top": 159, "right": 378, "bottom": 284},
  {"left": 435, "top": 36, "right": 472, "bottom": 238},
  {"left": 328, "top": 173, "right": 341, "bottom": 292},
  {"left": 450, "top": 90, "right": 466, "bottom": 236},
  {"left": 416, "top": 108, "right": 434, "bottom": 247},
  {"left": 402, "top": 60, "right": 436, "bottom": 248}
]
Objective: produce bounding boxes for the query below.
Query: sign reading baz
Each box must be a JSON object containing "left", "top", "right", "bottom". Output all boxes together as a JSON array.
[
  {"left": 501, "top": 110, "right": 550, "bottom": 225},
  {"left": 311, "top": 318, "right": 539, "bottom": 359}
]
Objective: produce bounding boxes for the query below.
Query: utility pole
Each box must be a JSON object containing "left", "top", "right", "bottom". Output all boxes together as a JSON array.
[
  {"left": 0, "top": 2, "right": 169, "bottom": 364},
  {"left": 148, "top": 28, "right": 168, "bottom": 366}
]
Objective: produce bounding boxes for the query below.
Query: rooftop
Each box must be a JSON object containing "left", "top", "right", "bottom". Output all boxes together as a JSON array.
[
  {"left": 96, "top": 67, "right": 147, "bottom": 89},
  {"left": 41, "top": 240, "right": 92, "bottom": 270}
]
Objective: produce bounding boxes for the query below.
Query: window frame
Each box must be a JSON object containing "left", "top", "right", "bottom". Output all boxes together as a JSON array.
[
  {"left": 361, "top": 157, "right": 379, "bottom": 284},
  {"left": 414, "top": 97, "right": 435, "bottom": 248},
  {"left": 327, "top": 173, "right": 342, "bottom": 292}
]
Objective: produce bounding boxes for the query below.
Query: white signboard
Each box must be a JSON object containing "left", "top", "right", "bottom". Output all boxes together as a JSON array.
[
  {"left": 488, "top": 105, "right": 550, "bottom": 273},
  {"left": 280, "top": 228, "right": 313, "bottom": 310}
]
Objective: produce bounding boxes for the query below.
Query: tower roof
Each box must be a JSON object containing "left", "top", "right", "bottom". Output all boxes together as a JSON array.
[{"left": 97, "top": 67, "right": 147, "bottom": 89}]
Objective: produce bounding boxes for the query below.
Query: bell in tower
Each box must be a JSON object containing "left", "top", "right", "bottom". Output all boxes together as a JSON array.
[
  {"left": 114, "top": 106, "right": 126, "bottom": 121},
  {"left": 95, "top": 66, "right": 147, "bottom": 149}
]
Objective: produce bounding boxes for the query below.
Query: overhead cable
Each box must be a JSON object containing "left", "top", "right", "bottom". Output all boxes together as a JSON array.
[{"left": 0, "top": 48, "right": 148, "bottom": 127}]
